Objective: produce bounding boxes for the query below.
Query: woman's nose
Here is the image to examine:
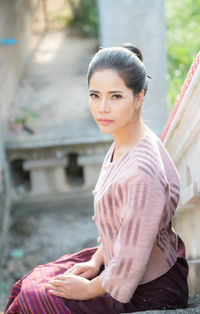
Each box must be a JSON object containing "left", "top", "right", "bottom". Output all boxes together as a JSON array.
[{"left": 99, "top": 98, "right": 109, "bottom": 113}]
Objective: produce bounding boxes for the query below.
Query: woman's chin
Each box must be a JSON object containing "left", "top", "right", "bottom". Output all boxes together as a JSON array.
[{"left": 98, "top": 127, "right": 113, "bottom": 135}]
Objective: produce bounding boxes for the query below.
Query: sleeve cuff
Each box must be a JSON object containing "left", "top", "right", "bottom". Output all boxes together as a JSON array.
[{"left": 99, "top": 269, "right": 135, "bottom": 303}]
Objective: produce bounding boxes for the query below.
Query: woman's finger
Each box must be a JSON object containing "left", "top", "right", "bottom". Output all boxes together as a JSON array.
[
  {"left": 78, "top": 270, "right": 92, "bottom": 279},
  {"left": 52, "top": 274, "right": 68, "bottom": 281},
  {"left": 48, "top": 289, "right": 66, "bottom": 298},
  {"left": 47, "top": 279, "right": 68, "bottom": 287},
  {"left": 46, "top": 282, "right": 62, "bottom": 288},
  {"left": 65, "top": 264, "right": 76, "bottom": 273},
  {"left": 68, "top": 266, "right": 88, "bottom": 276},
  {"left": 65, "top": 265, "right": 81, "bottom": 275},
  {"left": 70, "top": 267, "right": 85, "bottom": 275},
  {"left": 46, "top": 284, "right": 69, "bottom": 298},
  {"left": 46, "top": 284, "right": 66, "bottom": 293}
]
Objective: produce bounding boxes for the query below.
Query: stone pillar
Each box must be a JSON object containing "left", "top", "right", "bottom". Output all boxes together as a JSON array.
[
  {"left": 23, "top": 158, "right": 71, "bottom": 195},
  {"left": 78, "top": 155, "right": 104, "bottom": 189},
  {"left": 97, "top": 0, "right": 168, "bottom": 135}
]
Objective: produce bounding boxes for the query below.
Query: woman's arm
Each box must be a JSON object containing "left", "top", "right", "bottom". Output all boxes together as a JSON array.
[
  {"left": 90, "top": 244, "right": 104, "bottom": 268},
  {"left": 64, "top": 244, "right": 104, "bottom": 279},
  {"left": 88, "top": 274, "right": 106, "bottom": 298},
  {"left": 98, "top": 173, "right": 166, "bottom": 303}
]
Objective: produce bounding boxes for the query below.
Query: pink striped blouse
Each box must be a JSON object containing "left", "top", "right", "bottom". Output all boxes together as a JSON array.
[{"left": 92, "top": 128, "right": 180, "bottom": 303}]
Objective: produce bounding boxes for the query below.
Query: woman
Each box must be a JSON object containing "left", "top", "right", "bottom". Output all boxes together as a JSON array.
[{"left": 5, "top": 44, "right": 189, "bottom": 313}]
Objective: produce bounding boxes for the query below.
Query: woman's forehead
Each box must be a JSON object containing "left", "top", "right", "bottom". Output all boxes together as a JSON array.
[{"left": 89, "top": 69, "right": 128, "bottom": 90}]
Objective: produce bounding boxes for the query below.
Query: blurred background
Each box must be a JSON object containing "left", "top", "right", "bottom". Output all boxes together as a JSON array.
[{"left": 0, "top": 0, "right": 200, "bottom": 311}]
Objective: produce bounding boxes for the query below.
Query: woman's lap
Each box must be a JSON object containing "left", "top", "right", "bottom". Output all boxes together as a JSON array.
[
  {"left": 5, "top": 239, "right": 188, "bottom": 314},
  {"left": 5, "top": 247, "right": 98, "bottom": 314}
]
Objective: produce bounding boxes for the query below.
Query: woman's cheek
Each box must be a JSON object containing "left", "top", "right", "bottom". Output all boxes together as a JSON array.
[
  {"left": 89, "top": 101, "right": 94, "bottom": 112},
  {"left": 89, "top": 103, "right": 97, "bottom": 120}
]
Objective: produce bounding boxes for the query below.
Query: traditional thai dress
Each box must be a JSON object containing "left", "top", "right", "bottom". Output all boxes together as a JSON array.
[{"left": 5, "top": 128, "right": 188, "bottom": 313}]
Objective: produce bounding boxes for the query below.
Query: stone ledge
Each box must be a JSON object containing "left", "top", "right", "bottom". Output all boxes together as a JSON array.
[
  {"left": 78, "top": 154, "right": 105, "bottom": 165},
  {"left": 123, "top": 295, "right": 200, "bottom": 314},
  {"left": 188, "top": 260, "right": 200, "bottom": 296},
  {"left": 181, "top": 178, "right": 200, "bottom": 208},
  {"left": 5, "top": 132, "right": 112, "bottom": 150},
  {"left": 23, "top": 158, "right": 68, "bottom": 169}
]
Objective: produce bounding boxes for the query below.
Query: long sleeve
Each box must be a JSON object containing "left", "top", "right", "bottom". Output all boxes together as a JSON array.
[{"left": 99, "top": 172, "right": 166, "bottom": 303}]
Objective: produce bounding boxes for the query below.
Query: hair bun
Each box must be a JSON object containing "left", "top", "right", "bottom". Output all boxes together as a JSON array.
[{"left": 120, "top": 43, "right": 143, "bottom": 62}]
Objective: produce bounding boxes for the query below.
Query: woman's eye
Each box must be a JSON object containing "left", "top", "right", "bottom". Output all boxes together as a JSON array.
[
  {"left": 89, "top": 93, "right": 99, "bottom": 99},
  {"left": 112, "top": 94, "right": 122, "bottom": 99}
]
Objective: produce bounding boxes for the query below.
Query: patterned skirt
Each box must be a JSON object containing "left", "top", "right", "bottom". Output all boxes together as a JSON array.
[{"left": 5, "top": 237, "right": 188, "bottom": 313}]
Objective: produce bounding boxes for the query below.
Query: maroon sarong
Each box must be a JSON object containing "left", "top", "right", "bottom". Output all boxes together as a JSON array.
[{"left": 5, "top": 236, "right": 188, "bottom": 313}]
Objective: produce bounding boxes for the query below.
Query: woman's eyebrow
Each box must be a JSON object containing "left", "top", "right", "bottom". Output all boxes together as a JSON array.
[
  {"left": 108, "top": 90, "right": 123, "bottom": 94},
  {"left": 89, "top": 90, "right": 123, "bottom": 93},
  {"left": 89, "top": 89, "right": 100, "bottom": 93}
]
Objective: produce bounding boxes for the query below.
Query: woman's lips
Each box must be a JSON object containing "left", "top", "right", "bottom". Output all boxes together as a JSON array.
[{"left": 97, "top": 118, "right": 113, "bottom": 126}]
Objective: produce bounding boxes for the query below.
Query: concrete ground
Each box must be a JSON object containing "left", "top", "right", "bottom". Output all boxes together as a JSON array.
[
  {"left": 6, "top": 29, "right": 103, "bottom": 144},
  {"left": 0, "top": 196, "right": 99, "bottom": 311}
]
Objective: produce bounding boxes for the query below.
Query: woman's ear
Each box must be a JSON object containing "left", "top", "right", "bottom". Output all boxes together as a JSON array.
[{"left": 135, "top": 89, "right": 144, "bottom": 110}]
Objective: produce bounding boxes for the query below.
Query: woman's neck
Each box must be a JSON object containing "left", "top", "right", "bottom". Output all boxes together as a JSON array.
[
  {"left": 110, "top": 119, "right": 148, "bottom": 162},
  {"left": 112, "top": 119, "right": 147, "bottom": 152}
]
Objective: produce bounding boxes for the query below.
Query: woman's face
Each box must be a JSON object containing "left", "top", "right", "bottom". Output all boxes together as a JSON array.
[{"left": 88, "top": 69, "right": 143, "bottom": 135}]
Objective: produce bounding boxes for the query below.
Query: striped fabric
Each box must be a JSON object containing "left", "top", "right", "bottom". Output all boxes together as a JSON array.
[
  {"left": 5, "top": 242, "right": 188, "bottom": 313},
  {"left": 93, "top": 128, "right": 180, "bottom": 303},
  {"left": 5, "top": 254, "right": 74, "bottom": 313},
  {"left": 5, "top": 248, "right": 104, "bottom": 314}
]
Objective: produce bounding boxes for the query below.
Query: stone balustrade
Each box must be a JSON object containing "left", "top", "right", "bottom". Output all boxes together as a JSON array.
[
  {"left": 23, "top": 158, "right": 70, "bottom": 194},
  {"left": 5, "top": 135, "right": 111, "bottom": 204},
  {"left": 78, "top": 154, "right": 105, "bottom": 189}
]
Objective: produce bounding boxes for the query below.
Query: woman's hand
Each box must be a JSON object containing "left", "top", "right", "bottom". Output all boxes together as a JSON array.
[
  {"left": 64, "top": 259, "right": 101, "bottom": 279},
  {"left": 46, "top": 274, "right": 91, "bottom": 300},
  {"left": 46, "top": 247, "right": 105, "bottom": 300}
]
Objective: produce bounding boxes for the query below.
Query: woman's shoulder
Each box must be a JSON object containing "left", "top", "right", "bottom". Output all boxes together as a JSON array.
[
  {"left": 125, "top": 129, "right": 163, "bottom": 175},
  {"left": 120, "top": 128, "right": 178, "bottom": 186}
]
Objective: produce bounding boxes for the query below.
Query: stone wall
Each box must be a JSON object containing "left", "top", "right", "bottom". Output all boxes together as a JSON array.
[
  {"left": 162, "top": 52, "right": 200, "bottom": 296},
  {"left": 5, "top": 137, "right": 110, "bottom": 204}
]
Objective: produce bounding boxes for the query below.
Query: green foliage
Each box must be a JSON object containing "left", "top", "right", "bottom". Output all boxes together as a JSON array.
[
  {"left": 166, "top": 0, "right": 200, "bottom": 110},
  {"left": 13, "top": 107, "right": 39, "bottom": 127},
  {"left": 66, "top": 0, "right": 98, "bottom": 37}
]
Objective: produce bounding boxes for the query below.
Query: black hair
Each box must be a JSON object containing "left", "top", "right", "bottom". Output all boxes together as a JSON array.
[{"left": 87, "top": 43, "right": 148, "bottom": 96}]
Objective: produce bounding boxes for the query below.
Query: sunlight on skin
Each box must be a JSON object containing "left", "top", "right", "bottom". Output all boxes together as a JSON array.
[{"left": 88, "top": 69, "right": 146, "bottom": 157}]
